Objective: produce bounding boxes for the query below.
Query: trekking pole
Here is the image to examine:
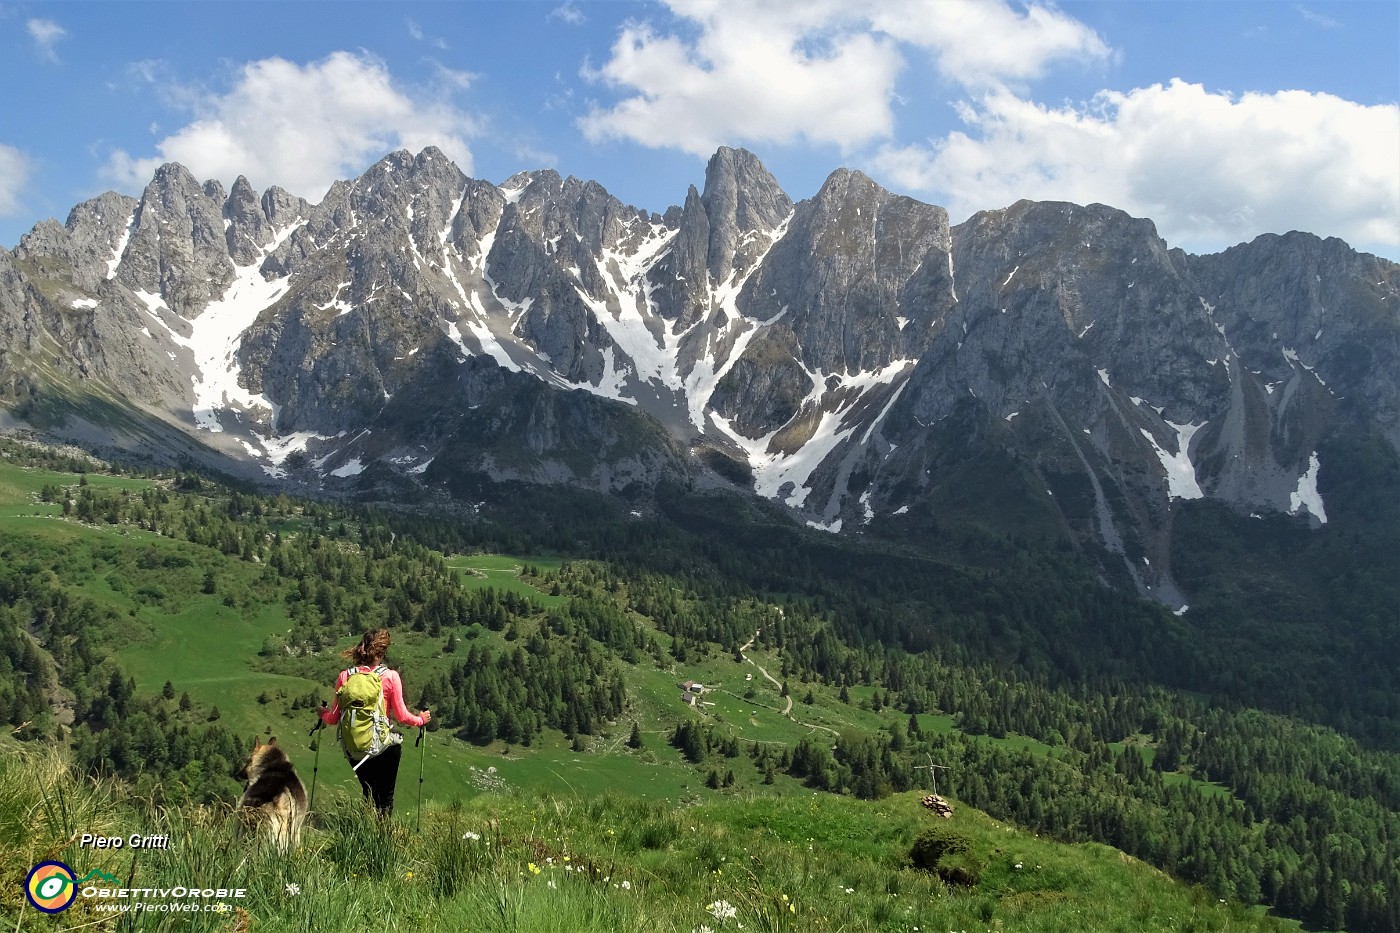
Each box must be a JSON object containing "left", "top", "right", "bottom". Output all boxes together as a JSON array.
[
  {"left": 415, "top": 725, "right": 426, "bottom": 834},
  {"left": 308, "top": 703, "right": 327, "bottom": 812}
]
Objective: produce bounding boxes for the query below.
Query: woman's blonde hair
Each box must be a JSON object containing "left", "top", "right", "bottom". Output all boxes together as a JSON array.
[{"left": 343, "top": 628, "right": 391, "bottom": 667}]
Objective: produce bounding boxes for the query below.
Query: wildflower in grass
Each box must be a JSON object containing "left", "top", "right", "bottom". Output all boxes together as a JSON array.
[
  {"left": 404, "top": 872, "right": 413, "bottom": 880},
  {"left": 527, "top": 862, "right": 541, "bottom": 875},
  {"left": 462, "top": 831, "right": 481, "bottom": 841},
  {"left": 621, "top": 880, "right": 631, "bottom": 890},
  {"left": 708, "top": 899, "right": 738, "bottom": 922},
  {"left": 844, "top": 887, "right": 854, "bottom": 894},
  {"left": 284, "top": 883, "right": 301, "bottom": 896},
  {"left": 547, "top": 879, "right": 557, "bottom": 889},
  {"left": 695, "top": 927, "right": 714, "bottom": 933}
]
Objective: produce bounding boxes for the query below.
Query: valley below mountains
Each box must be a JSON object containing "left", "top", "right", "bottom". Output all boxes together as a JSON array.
[
  {"left": 1, "top": 141, "right": 1398, "bottom": 929},
  {"left": 1, "top": 147, "right": 1397, "bottom": 611}
]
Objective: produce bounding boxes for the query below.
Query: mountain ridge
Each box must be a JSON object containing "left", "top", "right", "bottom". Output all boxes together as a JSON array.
[{"left": 2, "top": 146, "right": 1396, "bottom": 608}]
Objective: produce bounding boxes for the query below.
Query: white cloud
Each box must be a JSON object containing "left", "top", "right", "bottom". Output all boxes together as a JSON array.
[
  {"left": 102, "top": 51, "right": 477, "bottom": 201},
  {"left": 127, "top": 59, "right": 166, "bottom": 84},
  {"left": 579, "top": 0, "right": 1109, "bottom": 154},
  {"left": 580, "top": 1, "right": 902, "bottom": 155},
  {"left": 429, "top": 62, "right": 476, "bottom": 91},
  {"left": 1295, "top": 4, "right": 1342, "bottom": 29},
  {"left": 548, "top": 2, "right": 587, "bottom": 26},
  {"left": 869, "top": 0, "right": 1110, "bottom": 87},
  {"left": 407, "top": 18, "right": 448, "bottom": 49},
  {"left": 27, "top": 18, "right": 66, "bottom": 63},
  {"left": 0, "top": 144, "right": 33, "bottom": 215},
  {"left": 870, "top": 80, "right": 1400, "bottom": 253}
]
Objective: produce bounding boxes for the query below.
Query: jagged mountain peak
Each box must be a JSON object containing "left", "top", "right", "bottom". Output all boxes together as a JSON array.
[
  {"left": 413, "top": 145, "right": 456, "bottom": 167},
  {"left": 227, "top": 175, "right": 258, "bottom": 200},
  {"left": 812, "top": 165, "right": 880, "bottom": 198},
  {"left": 2, "top": 147, "right": 1396, "bottom": 610},
  {"left": 699, "top": 147, "right": 792, "bottom": 284},
  {"left": 147, "top": 160, "right": 201, "bottom": 188},
  {"left": 701, "top": 146, "right": 791, "bottom": 224},
  {"left": 956, "top": 199, "right": 1168, "bottom": 257}
]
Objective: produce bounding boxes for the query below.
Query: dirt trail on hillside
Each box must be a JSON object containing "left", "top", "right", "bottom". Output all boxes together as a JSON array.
[{"left": 738, "top": 631, "right": 792, "bottom": 715}]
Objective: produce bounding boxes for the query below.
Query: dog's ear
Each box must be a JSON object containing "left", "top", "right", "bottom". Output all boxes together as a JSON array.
[
  {"left": 252, "top": 737, "right": 264, "bottom": 751},
  {"left": 267, "top": 736, "right": 278, "bottom": 747}
]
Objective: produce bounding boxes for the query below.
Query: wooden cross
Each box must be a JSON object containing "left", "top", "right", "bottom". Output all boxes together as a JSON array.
[{"left": 926, "top": 755, "right": 950, "bottom": 796}]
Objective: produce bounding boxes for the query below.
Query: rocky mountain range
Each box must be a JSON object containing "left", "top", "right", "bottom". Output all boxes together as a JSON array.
[{"left": 2, "top": 147, "right": 1397, "bottom": 608}]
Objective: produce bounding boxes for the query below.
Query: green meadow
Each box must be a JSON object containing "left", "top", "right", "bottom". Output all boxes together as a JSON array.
[
  {"left": 0, "top": 451, "right": 1351, "bottom": 931},
  {"left": 0, "top": 451, "right": 1245, "bottom": 808},
  {"left": 446, "top": 553, "right": 568, "bottom": 608},
  {"left": 1, "top": 745, "right": 1302, "bottom": 933}
]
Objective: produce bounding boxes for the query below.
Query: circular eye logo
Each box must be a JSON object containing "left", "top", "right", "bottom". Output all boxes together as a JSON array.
[{"left": 25, "top": 861, "right": 77, "bottom": 913}]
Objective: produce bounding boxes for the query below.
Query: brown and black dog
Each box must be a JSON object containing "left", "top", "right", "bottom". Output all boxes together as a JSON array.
[{"left": 237, "top": 737, "right": 307, "bottom": 853}]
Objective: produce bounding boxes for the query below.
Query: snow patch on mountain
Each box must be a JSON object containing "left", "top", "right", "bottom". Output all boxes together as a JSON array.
[
  {"left": 719, "top": 405, "right": 855, "bottom": 508},
  {"left": 1289, "top": 451, "right": 1328, "bottom": 524},
  {"left": 441, "top": 188, "right": 467, "bottom": 248},
  {"left": 1140, "top": 421, "right": 1204, "bottom": 500},
  {"left": 107, "top": 211, "right": 135, "bottom": 280},
  {"left": 186, "top": 266, "right": 293, "bottom": 432},
  {"left": 575, "top": 222, "right": 677, "bottom": 391},
  {"left": 860, "top": 372, "right": 912, "bottom": 445},
  {"left": 318, "top": 282, "right": 355, "bottom": 317},
  {"left": 330, "top": 458, "right": 365, "bottom": 478},
  {"left": 591, "top": 345, "right": 635, "bottom": 404},
  {"left": 716, "top": 358, "right": 911, "bottom": 510},
  {"left": 683, "top": 215, "right": 794, "bottom": 431},
  {"left": 133, "top": 289, "right": 167, "bottom": 317}
]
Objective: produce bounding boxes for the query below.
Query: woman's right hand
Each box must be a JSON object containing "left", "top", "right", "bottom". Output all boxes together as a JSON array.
[{"left": 421, "top": 709, "right": 433, "bottom": 724}]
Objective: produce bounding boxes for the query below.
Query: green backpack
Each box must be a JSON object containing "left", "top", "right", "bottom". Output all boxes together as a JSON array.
[{"left": 337, "top": 665, "right": 397, "bottom": 769}]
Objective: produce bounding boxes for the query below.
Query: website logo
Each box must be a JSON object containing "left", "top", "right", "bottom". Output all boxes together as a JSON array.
[{"left": 25, "top": 861, "right": 78, "bottom": 913}]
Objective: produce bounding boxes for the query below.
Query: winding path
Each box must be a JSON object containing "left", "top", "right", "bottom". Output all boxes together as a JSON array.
[{"left": 738, "top": 631, "right": 792, "bottom": 715}]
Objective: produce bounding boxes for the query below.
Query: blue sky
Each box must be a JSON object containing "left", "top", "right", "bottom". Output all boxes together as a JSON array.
[{"left": 2, "top": 1, "right": 1397, "bottom": 258}]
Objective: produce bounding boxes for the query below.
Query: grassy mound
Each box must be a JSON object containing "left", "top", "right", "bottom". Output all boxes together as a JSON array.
[{"left": 2, "top": 744, "right": 1295, "bottom": 932}]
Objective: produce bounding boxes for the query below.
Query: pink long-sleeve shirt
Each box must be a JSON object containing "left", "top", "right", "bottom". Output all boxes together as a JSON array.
[{"left": 319, "top": 666, "right": 427, "bottom": 728}]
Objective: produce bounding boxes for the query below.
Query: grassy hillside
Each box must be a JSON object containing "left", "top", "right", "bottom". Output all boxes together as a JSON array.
[
  {"left": 1, "top": 745, "right": 1295, "bottom": 933},
  {"left": 0, "top": 440, "right": 1391, "bottom": 931}
]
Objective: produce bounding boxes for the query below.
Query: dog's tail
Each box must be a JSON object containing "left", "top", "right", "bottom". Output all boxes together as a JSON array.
[{"left": 266, "top": 802, "right": 307, "bottom": 854}]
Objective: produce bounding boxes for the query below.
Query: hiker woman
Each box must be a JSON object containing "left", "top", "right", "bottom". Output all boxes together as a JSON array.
[{"left": 319, "top": 628, "right": 431, "bottom": 814}]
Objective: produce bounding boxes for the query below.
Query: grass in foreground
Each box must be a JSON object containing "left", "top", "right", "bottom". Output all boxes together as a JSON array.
[{"left": 1, "top": 744, "right": 1298, "bottom": 933}]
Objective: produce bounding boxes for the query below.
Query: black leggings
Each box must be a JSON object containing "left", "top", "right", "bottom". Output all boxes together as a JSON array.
[{"left": 353, "top": 743, "right": 403, "bottom": 814}]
